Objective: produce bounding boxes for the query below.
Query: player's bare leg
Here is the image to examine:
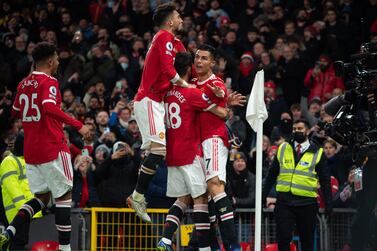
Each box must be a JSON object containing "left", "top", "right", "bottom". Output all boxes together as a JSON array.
[{"left": 127, "top": 141, "right": 166, "bottom": 223}]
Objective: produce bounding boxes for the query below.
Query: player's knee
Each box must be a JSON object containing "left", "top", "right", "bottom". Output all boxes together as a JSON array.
[
  {"left": 56, "top": 190, "right": 72, "bottom": 202},
  {"left": 150, "top": 142, "right": 166, "bottom": 157},
  {"left": 207, "top": 177, "right": 224, "bottom": 195},
  {"left": 143, "top": 153, "right": 164, "bottom": 170},
  {"left": 178, "top": 195, "right": 191, "bottom": 206}
]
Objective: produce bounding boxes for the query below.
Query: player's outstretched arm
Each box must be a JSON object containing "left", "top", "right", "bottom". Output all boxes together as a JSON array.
[
  {"left": 208, "top": 106, "right": 230, "bottom": 120},
  {"left": 227, "top": 91, "right": 247, "bottom": 107},
  {"left": 42, "top": 102, "right": 83, "bottom": 130}
]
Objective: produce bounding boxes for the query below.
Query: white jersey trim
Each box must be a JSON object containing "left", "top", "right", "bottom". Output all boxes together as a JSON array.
[
  {"left": 203, "top": 103, "right": 216, "bottom": 112},
  {"left": 32, "top": 71, "right": 57, "bottom": 80},
  {"left": 197, "top": 74, "right": 216, "bottom": 86},
  {"left": 170, "top": 73, "right": 180, "bottom": 83},
  {"left": 42, "top": 99, "right": 57, "bottom": 105}
]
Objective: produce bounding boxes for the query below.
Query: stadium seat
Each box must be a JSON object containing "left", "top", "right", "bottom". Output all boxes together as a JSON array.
[
  {"left": 264, "top": 243, "right": 297, "bottom": 251},
  {"left": 31, "top": 241, "right": 59, "bottom": 251},
  {"left": 240, "top": 242, "right": 251, "bottom": 250}
]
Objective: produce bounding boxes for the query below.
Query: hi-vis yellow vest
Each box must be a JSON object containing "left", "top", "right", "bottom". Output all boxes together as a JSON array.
[
  {"left": 0, "top": 155, "right": 42, "bottom": 223},
  {"left": 276, "top": 142, "right": 323, "bottom": 198}
]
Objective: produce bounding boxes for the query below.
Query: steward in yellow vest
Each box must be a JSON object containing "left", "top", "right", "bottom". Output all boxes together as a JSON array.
[
  {"left": 263, "top": 119, "right": 332, "bottom": 251},
  {"left": 0, "top": 132, "right": 42, "bottom": 250}
]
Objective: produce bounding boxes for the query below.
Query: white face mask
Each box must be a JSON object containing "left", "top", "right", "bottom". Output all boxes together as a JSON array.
[{"left": 120, "top": 62, "right": 128, "bottom": 70}]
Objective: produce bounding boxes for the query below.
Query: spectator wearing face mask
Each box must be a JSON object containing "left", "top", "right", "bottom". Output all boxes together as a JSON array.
[{"left": 270, "top": 112, "right": 293, "bottom": 145}]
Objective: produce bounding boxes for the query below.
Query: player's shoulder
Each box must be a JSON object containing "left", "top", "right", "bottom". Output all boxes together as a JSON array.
[
  {"left": 156, "top": 29, "right": 174, "bottom": 40},
  {"left": 191, "top": 78, "right": 198, "bottom": 84},
  {"left": 210, "top": 75, "right": 225, "bottom": 84}
]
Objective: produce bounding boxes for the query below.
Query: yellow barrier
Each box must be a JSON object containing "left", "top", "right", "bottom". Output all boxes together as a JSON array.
[{"left": 89, "top": 207, "right": 169, "bottom": 250}]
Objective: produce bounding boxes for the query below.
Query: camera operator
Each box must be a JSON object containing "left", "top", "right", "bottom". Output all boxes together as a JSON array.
[{"left": 325, "top": 82, "right": 377, "bottom": 250}]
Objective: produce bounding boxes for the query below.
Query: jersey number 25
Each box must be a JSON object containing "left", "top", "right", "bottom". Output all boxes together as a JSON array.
[{"left": 19, "top": 93, "right": 41, "bottom": 122}]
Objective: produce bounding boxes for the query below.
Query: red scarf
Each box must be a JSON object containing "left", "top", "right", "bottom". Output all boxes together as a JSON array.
[
  {"left": 79, "top": 176, "right": 89, "bottom": 208},
  {"left": 239, "top": 62, "right": 253, "bottom": 77}
]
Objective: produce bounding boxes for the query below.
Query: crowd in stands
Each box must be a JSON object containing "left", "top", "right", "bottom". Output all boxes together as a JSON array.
[{"left": 1, "top": 0, "right": 377, "bottom": 210}]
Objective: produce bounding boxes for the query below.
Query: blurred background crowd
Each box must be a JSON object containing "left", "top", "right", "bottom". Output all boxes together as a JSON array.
[{"left": 0, "top": 0, "right": 376, "bottom": 211}]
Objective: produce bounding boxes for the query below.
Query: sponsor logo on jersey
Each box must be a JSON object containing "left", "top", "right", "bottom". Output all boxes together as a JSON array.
[
  {"left": 166, "top": 42, "right": 173, "bottom": 51},
  {"left": 202, "top": 93, "right": 212, "bottom": 104},
  {"left": 49, "top": 86, "right": 57, "bottom": 96}
]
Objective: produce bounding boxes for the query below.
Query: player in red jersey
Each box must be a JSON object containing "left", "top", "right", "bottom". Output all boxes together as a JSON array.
[
  {"left": 0, "top": 42, "right": 90, "bottom": 251},
  {"left": 158, "top": 52, "right": 232, "bottom": 251},
  {"left": 128, "top": 3, "right": 190, "bottom": 223},
  {"left": 192, "top": 45, "right": 239, "bottom": 250}
]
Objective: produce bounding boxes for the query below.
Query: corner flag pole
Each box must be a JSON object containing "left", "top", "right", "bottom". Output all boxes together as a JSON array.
[{"left": 245, "top": 70, "right": 268, "bottom": 251}]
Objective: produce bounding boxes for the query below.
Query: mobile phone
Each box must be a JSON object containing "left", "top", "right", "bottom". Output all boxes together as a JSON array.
[
  {"left": 116, "top": 143, "right": 125, "bottom": 151},
  {"left": 81, "top": 148, "right": 89, "bottom": 156},
  {"left": 75, "top": 96, "right": 81, "bottom": 104},
  {"left": 116, "top": 81, "right": 122, "bottom": 90},
  {"left": 104, "top": 127, "right": 110, "bottom": 133}
]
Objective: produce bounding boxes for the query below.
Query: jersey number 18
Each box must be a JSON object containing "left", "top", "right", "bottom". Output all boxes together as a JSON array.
[{"left": 165, "top": 102, "right": 181, "bottom": 129}]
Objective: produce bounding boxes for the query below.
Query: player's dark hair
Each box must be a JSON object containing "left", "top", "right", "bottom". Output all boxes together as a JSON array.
[
  {"left": 293, "top": 118, "right": 311, "bottom": 129},
  {"left": 197, "top": 44, "right": 217, "bottom": 60},
  {"left": 174, "top": 52, "right": 192, "bottom": 76},
  {"left": 32, "top": 42, "right": 57, "bottom": 63},
  {"left": 153, "top": 3, "right": 177, "bottom": 27}
]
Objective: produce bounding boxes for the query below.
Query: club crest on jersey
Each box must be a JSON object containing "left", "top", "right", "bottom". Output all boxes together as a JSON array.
[{"left": 159, "top": 132, "right": 165, "bottom": 140}]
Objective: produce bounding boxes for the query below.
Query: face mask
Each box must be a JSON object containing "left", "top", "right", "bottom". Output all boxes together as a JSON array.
[
  {"left": 280, "top": 119, "right": 292, "bottom": 133},
  {"left": 293, "top": 131, "right": 307, "bottom": 143},
  {"left": 108, "top": 0, "right": 115, "bottom": 8},
  {"left": 120, "top": 62, "right": 128, "bottom": 70}
]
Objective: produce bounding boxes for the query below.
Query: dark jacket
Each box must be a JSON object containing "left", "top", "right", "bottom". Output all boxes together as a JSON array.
[
  {"left": 145, "top": 163, "right": 175, "bottom": 209},
  {"left": 95, "top": 153, "right": 140, "bottom": 207},
  {"left": 263, "top": 140, "right": 332, "bottom": 209},
  {"left": 229, "top": 169, "right": 256, "bottom": 208},
  {"left": 72, "top": 169, "right": 101, "bottom": 208}
]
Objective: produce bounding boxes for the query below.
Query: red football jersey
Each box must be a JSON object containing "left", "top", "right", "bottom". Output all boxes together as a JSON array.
[
  {"left": 134, "top": 30, "right": 186, "bottom": 103},
  {"left": 12, "top": 71, "right": 82, "bottom": 164},
  {"left": 192, "top": 74, "right": 229, "bottom": 147},
  {"left": 165, "top": 86, "right": 215, "bottom": 166}
]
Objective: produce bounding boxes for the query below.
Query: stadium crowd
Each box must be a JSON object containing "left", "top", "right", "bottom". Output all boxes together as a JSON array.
[{"left": 0, "top": 0, "right": 377, "bottom": 219}]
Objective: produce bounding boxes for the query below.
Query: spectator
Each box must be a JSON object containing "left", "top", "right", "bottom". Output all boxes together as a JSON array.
[
  {"left": 72, "top": 155, "right": 101, "bottom": 208},
  {"left": 304, "top": 54, "right": 345, "bottom": 103},
  {"left": 95, "top": 141, "right": 140, "bottom": 207},
  {"left": 270, "top": 112, "right": 293, "bottom": 145},
  {"left": 276, "top": 45, "right": 307, "bottom": 107},
  {"left": 229, "top": 152, "right": 255, "bottom": 208}
]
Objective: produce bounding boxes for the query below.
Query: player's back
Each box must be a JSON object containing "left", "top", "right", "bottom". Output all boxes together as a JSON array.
[
  {"left": 165, "top": 86, "right": 215, "bottom": 167},
  {"left": 135, "top": 30, "right": 185, "bottom": 103},
  {"left": 192, "top": 74, "right": 229, "bottom": 147},
  {"left": 13, "top": 72, "right": 69, "bottom": 164}
]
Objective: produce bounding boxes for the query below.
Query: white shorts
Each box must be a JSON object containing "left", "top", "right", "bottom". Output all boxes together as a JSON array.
[
  {"left": 26, "top": 151, "right": 73, "bottom": 199},
  {"left": 202, "top": 137, "right": 229, "bottom": 182},
  {"left": 167, "top": 156, "right": 207, "bottom": 199},
  {"left": 134, "top": 97, "right": 166, "bottom": 150}
]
